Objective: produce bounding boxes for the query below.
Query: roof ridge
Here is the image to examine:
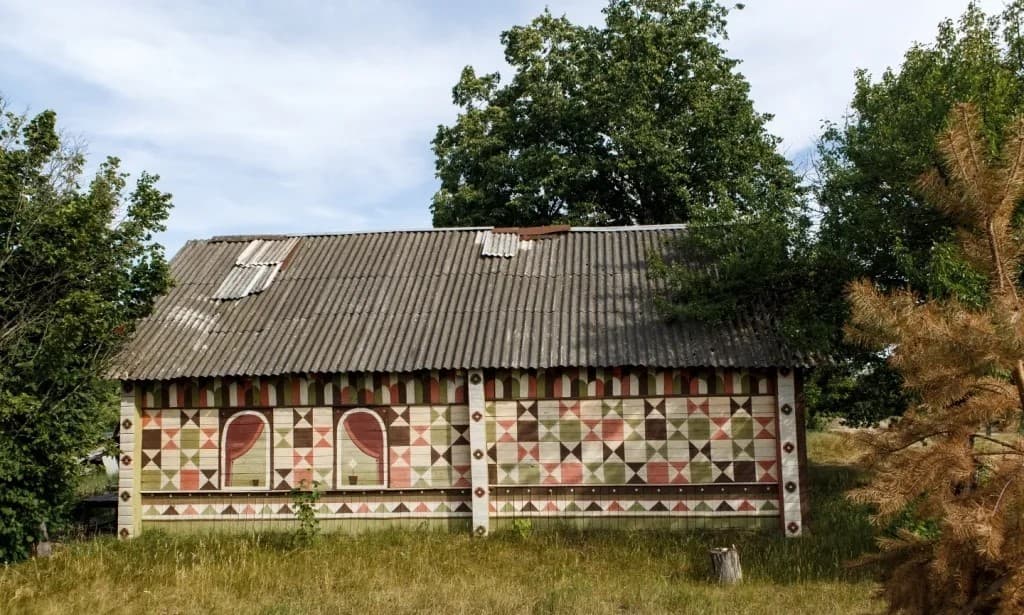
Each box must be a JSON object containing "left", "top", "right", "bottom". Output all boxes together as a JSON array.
[{"left": 207, "top": 224, "right": 686, "bottom": 243}]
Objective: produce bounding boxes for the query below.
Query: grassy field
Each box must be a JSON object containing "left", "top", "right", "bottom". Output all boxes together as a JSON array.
[{"left": 0, "top": 432, "right": 882, "bottom": 615}]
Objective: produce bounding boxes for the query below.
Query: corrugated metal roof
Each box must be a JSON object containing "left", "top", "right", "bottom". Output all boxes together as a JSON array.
[
  {"left": 112, "top": 226, "right": 808, "bottom": 380},
  {"left": 211, "top": 237, "right": 298, "bottom": 300},
  {"left": 479, "top": 231, "right": 521, "bottom": 257},
  {"left": 235, "top": 238, "right": 295, "bottom": 265}
]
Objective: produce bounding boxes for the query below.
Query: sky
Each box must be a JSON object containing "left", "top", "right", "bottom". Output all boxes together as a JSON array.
[{"left": 0, "top": 0, "right": 1007, "bottom": 255}]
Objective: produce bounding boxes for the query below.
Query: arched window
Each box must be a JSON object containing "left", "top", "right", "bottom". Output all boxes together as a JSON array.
[
  {"left": 337, "top": 409, "right": 387, "bottom": 487},
  {"left": 222, "top": 411, "right": 270, "bottom": 489}
]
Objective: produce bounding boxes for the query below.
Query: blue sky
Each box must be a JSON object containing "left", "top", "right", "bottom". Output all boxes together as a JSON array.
[{"left": 0, "top": 0, "right": 1004, "bottom": 255}]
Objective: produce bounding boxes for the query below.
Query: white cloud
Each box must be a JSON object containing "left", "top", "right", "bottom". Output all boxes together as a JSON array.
[
  {"left": 0, "top": 0, "right": 1007, "bottom": 253},
  {"left": 725, "top": 0, "right": 1006, "bottom": 153}
]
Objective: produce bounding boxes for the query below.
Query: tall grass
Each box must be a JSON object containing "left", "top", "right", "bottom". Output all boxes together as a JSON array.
[{"left": 0, "top": 432, "right": 881, "bottom": 614}]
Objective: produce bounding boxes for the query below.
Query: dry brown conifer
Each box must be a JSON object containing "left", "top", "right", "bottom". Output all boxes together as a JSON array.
[{"left": 846, "top": 103, "right": 1024, "bottom": 614}]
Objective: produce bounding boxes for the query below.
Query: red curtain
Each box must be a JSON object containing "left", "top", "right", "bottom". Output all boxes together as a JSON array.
[
  {"left": 224, "top": 414, "right": 265, "bottom": 486},
  {"left": 344, "top": 413, "right": 384, "bottom": 482}
]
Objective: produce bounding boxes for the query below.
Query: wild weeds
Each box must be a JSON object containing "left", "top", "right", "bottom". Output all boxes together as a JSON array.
[{"left": 0, "top": 433, "right": 880, "bottom": 615}]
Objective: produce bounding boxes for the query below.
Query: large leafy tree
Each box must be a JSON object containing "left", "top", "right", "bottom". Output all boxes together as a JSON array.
[
  {"left": 0, "top": 101, "right": 171, "bottom": 562},
  {"left": 431, "top": 0, "right": 811, "bottom": 391},
  {"left": 431, "top": 0, "right": 802, "bottom": 229},
  {"left": 847, "top": 103, "right": 1024, "bottom": 615},
  {"left": 807, "top": 2, "right": 1024, "bottom": 425}
]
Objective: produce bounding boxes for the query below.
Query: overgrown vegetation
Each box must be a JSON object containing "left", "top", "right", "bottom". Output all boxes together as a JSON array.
[
  {"left": 291, "top": 480, "right": 322, "bottom": 546},
  {"left": 0, "top": 433, "right": 879, "bottom": 615},
  {"left": 0, "top": 100, "right": 171, "bottom": 562},
  {"left": 846, "top": 103, "right": 1024, "bottom": 613},
  {"left": 804, "top": 1, "right": 1024, "bottom": 427}
]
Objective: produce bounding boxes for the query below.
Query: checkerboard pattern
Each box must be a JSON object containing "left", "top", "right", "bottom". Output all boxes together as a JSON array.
[
  {"left": 140, "top": 408, "right": 219, "bottom": 491},
  {"left": 130, "top": 367, "right": 785, "bottom": 530},
  {"left": 387, "top": 405, "right": 471, "bottom": 489},
  {"left": 486, "top": 396, "right": 777, "bottom": 487},
  {"left": 273, "top": 407, "right": 335, "bottom": 490},
  {"left": 139, "top": 404, "right": 471, "bottom": 492}
]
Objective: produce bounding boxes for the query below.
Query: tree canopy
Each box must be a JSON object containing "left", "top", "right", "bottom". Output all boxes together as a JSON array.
[
  {"left": 431, "top": 0, "right": 802, "bottom": 229},
  {"left": 785, "top": 1, "right": 1024, "bottom": 426},
  {"left": 817, "top": 1, "right": 1024, "bottom": 307},
  {"left": 0, "top": 101, "right": 171, "bottom": 562}
]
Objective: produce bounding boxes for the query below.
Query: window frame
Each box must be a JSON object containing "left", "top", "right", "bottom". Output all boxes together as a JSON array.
[
  {"left": 220, "top": 409, "right": 272, "bottom": 491},
  {"left": 335, "top": 407, "right": 388, "bottom": 490}
]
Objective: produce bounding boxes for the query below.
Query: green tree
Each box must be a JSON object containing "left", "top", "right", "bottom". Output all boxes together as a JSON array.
[
  {"left": 0, "top": 100, "right": 171, "bottom": 562},
  {"left": 431, "top": 0, "right": 811, "bottom": 398},
  {"left": 806, "top": 2, "right": 1024, "bottom": 425},
  {"left": 431, "top": 0, "right": 802, "bottom": 230}
]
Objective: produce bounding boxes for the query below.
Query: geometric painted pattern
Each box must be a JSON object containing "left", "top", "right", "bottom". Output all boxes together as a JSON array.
[
  {"left": 140, "top": 408, "right": 219, "bottom": 492},
  {"left": 129, "top": 367, "right": 789, "bottom": 529},
  {"left": 136, "top": 371, "right": 467, "bottom": 409},
  {"left": 139, "top": 495, "right": 775, "bottom": 520},
  {"left": 388, "top": 405, "right": 471, "bottom": 489},
  {"left": 489, "top": 496, "right": 779, "bottom": 517},
  {"left": 139, "top": 404, "right": 472, "bottom": 493},
  {"left": 486, "top": 396, "right": 777, "bottom": 487},
  {"left": 486, "top": 368, "right": 775, "bottom": 401},
  {"left": 141, "top": 495, "right": 473, "bottom": 520},
  {"left": 273, "top": 407, "right": 324, "bottom": 490}
]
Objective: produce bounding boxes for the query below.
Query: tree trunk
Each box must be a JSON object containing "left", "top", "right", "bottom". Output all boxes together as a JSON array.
[
  {"left": 1015, "top": 360, "right": 1024, "bottom": 434},
  {"left": 709, "top": 545, "right": 742, "bottom": 584}
]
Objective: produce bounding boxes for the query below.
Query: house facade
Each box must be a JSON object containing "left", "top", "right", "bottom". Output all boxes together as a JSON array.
[{"left": 113, "top": 226, "right": 810, "bottom": 538}]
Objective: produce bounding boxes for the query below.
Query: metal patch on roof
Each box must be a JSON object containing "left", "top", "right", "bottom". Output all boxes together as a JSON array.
[
  {"left": 477, "top": 231, "right": 535, "bottom": 257},
  {"left": 235, "top": 237, "right": 299, "bottom": 266},
  {"left": 212, "top": 238, "right": 298, "bottom": 300}
]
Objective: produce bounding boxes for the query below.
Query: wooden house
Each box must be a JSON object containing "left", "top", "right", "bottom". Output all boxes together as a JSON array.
[{"left": 111, "top": 225, "right": 810, "bottom": 538}]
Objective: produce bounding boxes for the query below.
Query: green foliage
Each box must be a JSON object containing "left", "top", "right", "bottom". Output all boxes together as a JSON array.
[
  {"left": 433, "top": 0, "right": 812, "bottom": 392},
  {"left": 0, "top": 100, "right": 171, "bottom": 562},
  {"left": 793, "top": 1, "right": 1024, "bottom": 422},
  {"left": 431, "top": 0, "right": 801, "bottom": 230},
  {"left": 803, "top": 361, "right": 910, "bottom": 428},
  {"left": 510, "top": 517, "right": 533, "bottom": 539},
  {"left": 812, "top": 2, "right": 1024, "bottom": 338},
  {"left": 290, "top": 480, "right": 321, "bottom": 545}
]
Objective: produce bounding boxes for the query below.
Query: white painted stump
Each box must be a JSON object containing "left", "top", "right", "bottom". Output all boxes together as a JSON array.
[
  {"left": 34, "top": 522, "right": 52, "bottom": 558},
  {"left": 709, "top": 545, "right": 742, "bottom": 584}
]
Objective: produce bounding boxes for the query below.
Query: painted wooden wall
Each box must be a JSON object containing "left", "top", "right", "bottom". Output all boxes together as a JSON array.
[{"left": 117, "top": 367, "right": 805, "bottom": 537}]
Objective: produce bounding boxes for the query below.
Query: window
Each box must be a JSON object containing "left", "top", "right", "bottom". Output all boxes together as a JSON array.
[
  {"left": 337, "top": 409, "right": 386, "bottom": 487},
  {"left": 222, "top": 412, "right": 270, "bottom": 489}
]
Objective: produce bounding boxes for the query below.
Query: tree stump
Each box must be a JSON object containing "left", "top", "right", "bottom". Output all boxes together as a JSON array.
[
  {"left": 34, "top": 522, "right": 52, "bottom": 558},
  {"left": 709, "top": 545, "right": 742, "bottom": 584}
]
